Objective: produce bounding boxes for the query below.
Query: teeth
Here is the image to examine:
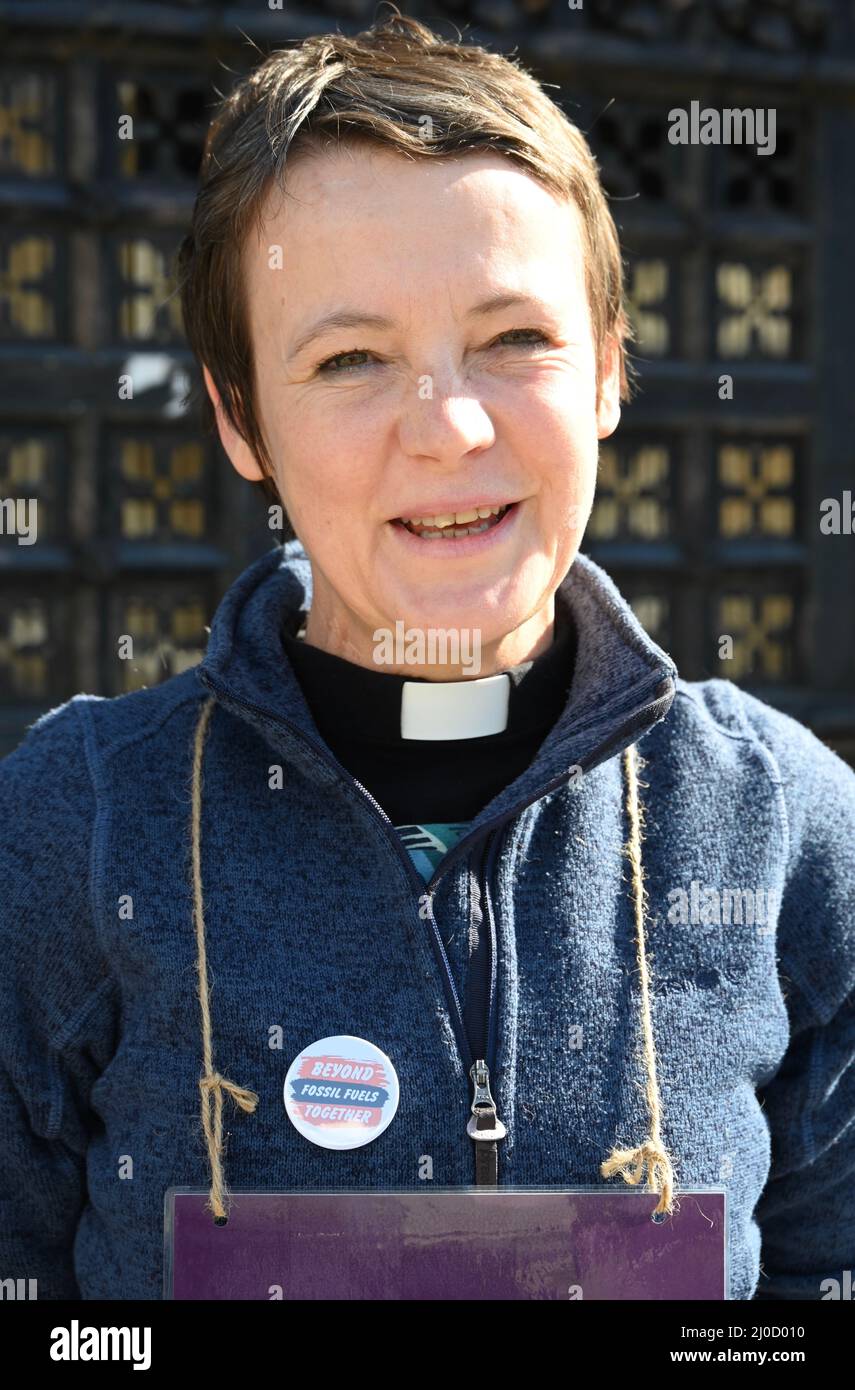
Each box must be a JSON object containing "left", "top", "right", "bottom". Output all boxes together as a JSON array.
[
  {"left": 397, "top": 503, "right": 513, "bottom": 540},
  {"left": 400, "top": 503, "right": 505, "bottom": 528}
]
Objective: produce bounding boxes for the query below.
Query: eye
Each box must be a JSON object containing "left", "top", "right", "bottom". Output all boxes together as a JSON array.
[
  {"left": 493, "top": 328, "right": 551, "bottom": 349},
  {"left": 315, "top": 347, "right": 374, "bottom": 375},
  {"left": 315, "top": 328, "right": 552, "bottom": 376}
]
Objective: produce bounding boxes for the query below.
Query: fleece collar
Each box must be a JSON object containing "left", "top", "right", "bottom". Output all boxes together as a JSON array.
[{"left": 197, "top": 539, "right": 677, "bottom": 829}]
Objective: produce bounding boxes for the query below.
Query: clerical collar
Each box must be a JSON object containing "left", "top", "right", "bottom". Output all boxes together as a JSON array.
[{"left": 280, "top": 600, "right": 575, "bottom": 743}]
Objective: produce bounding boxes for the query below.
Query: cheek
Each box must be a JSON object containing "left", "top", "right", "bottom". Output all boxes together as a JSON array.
[
  {"left": 516, "top": 401, "right": 599, "bottom": 504},
  {"left": 292, "top": 406, "right": 398, "bottom": 529},
  {"left": 269, "top": 419, "right": 381, "bottom": 549},
  {"left": 506, "top": 366, "right": 598, "bottom": 439}
]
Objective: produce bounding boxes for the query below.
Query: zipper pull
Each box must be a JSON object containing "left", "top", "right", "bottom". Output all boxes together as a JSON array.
[{"left": 467, "top": 1059, "right": 506, "bottom": 1186}]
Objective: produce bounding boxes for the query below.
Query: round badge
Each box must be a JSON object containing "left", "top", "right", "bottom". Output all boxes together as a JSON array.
[{"left": 283, "top": 1035, "right": 400, "bottom": 1150}]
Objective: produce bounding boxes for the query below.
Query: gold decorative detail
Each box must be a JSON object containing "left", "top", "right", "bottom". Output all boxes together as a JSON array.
[
  {"left": 0, "top": 602, "right": 49, "bottom": 697},
  {"left": 718, "top": 594, "right": 794, "bottom": 680},
  {"left": 168, "top": 499, "right": 204, "bottom": 537},
  {"left": 1, "top": 438, "right": 47, "bottom": 488},
  {"left": 119, "top": 440, "right": 205, "bottom": 539},
  {"left": 119, "top": 599, "right": 207, "bottom": 692},
  {"left": 631, "top": 595, "right": 669, "bottom": 644},
  {"left": 718, "top": 443, "right": 795, "bottom": 537},
  {"left": 0, "top": 238, "right": 55, "bottom": 337},
  {"left": 589, "top": 444, "right": 670, "bottom": 540},
  {"left": 120, "top": 440, "right": 155, "bottom": 482},
  {"left": 118, "top": 240, "right": 183, "bottom": 340},
  {"left": 716, "top": 263, "right": 792, "bottom": 357},
  {"left": 0, "top": 76, "right": 55, "bottom": 175},
  {"left": 121, "top": 499, "right": 157, "bottom": 539},
  {"left": 626, "top": 259, "right": 670, "bottom": 356}
]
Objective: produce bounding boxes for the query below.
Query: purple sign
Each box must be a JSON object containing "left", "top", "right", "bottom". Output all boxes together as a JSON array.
[{"left": 165, "top": 1187, "right": 727, "bottom": 1300}]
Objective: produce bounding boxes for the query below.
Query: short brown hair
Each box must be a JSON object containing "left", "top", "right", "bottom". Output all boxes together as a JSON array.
[{"left": 178, "top": 6, "right": 633, "bottom": 514}]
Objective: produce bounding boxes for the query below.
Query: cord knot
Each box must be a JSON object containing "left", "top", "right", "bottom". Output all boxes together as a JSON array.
[
  {"left": 601, "top": 1138, "right": 675, "bottom": 1216},
  {"left": 199, "top": 1072, "right": 259, "bottom": 1114}
]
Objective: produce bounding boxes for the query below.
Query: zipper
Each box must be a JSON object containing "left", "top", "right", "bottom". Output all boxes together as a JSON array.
[
  {"left": 463, "top": 828, "right": 502, "bottom": 1064},
  {"left": 462, "top": 830, "right": 494, "bottom": 1063},
  {"left": 467, "top": 1058, "right": 506, "bottom": 1186},
  {"left": 197, "top": 666, "right": 675, "bottom": 1184},
  {"left": 199, "top": 669, "right": 478, "bottom": 1065}
]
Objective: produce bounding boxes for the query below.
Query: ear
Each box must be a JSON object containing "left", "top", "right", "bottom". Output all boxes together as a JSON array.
[
  {"left": 202, "top": 364, "right": 265, "bottom": 483},
  {"left": 595, "top": 333, "right": 622, "bottom": 441}
]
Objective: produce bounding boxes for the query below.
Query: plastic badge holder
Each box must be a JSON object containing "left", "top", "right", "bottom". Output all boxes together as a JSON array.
[{"left": 164, "top": 1186, "right": 728, "bottom": 1300}]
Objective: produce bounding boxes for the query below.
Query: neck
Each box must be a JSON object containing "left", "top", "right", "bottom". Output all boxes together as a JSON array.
[{"left": 303, "top": 597, "right": 556, "bottom": 681}]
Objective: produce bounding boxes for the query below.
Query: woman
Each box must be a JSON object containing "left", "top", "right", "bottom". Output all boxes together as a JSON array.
[{"left": 1, "top": 12, "right": 853, "bottom": 1302}]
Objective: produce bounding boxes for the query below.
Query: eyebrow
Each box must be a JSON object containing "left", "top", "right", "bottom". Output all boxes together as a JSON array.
[{"left": 287, "top": 292, "right": 552, "bottom": 361}]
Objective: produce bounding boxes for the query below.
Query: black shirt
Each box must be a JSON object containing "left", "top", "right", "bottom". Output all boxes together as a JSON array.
[
  {"left": 280, "top": 598, "right": 576, "bottom": 1058},
  {"left": 280, "top": 598, "right": 576, "bottom": 827}
]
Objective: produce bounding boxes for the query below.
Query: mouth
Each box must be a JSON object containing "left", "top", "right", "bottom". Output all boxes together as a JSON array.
[{"left": 390, "top": 501, "right": 517, "bottom": 541}]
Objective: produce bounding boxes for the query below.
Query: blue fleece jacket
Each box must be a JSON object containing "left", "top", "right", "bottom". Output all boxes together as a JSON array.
[{"left": 1, "top": 540, "right": 853, "bottom": 1301}]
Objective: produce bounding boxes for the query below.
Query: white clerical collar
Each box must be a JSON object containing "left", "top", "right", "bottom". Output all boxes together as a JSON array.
[
  {"left": 293, "top": 622, "right": 513, "bottom": 741},
  {"left": 400, "top": 672, "right": 511, "bottom": 741}
]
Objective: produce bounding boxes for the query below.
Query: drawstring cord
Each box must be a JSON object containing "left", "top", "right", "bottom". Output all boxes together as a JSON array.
[
  {"left": 189, "top": 696, "right": 676, "bottom": 1220},
  {"left": 600, "top": 743, "right": 676, "bottom": 1216},
  {"left": 190, "top": 695, "right": 259, "bottom": 1222}
]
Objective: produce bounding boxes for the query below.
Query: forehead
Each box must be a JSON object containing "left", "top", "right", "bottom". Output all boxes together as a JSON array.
[{"left": 243, "top": 144, "right": 589, "bottom": 319}]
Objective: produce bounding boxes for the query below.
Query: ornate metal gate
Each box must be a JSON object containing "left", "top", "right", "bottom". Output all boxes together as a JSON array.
[{"left": 1, "top": 0, "right": 853, "bottom": 763}]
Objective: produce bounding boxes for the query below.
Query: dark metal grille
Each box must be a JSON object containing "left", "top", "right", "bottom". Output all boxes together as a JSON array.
[{"left": 0, "top": 0, "right": 852, "bottom": 767}]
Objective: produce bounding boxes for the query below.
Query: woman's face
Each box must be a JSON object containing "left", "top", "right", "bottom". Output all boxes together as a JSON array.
[{"left": 208, "top": 144, "right": 621, "bottom": 675}]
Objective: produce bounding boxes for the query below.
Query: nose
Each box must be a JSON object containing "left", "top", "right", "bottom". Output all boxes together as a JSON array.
[{"left": 397, "top": 376, "right": 496, "bottom": 467}]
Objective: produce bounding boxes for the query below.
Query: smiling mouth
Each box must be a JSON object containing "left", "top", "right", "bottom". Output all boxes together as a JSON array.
[{"left": 392, "top": 502, "right": 514, "bottom": 540}]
